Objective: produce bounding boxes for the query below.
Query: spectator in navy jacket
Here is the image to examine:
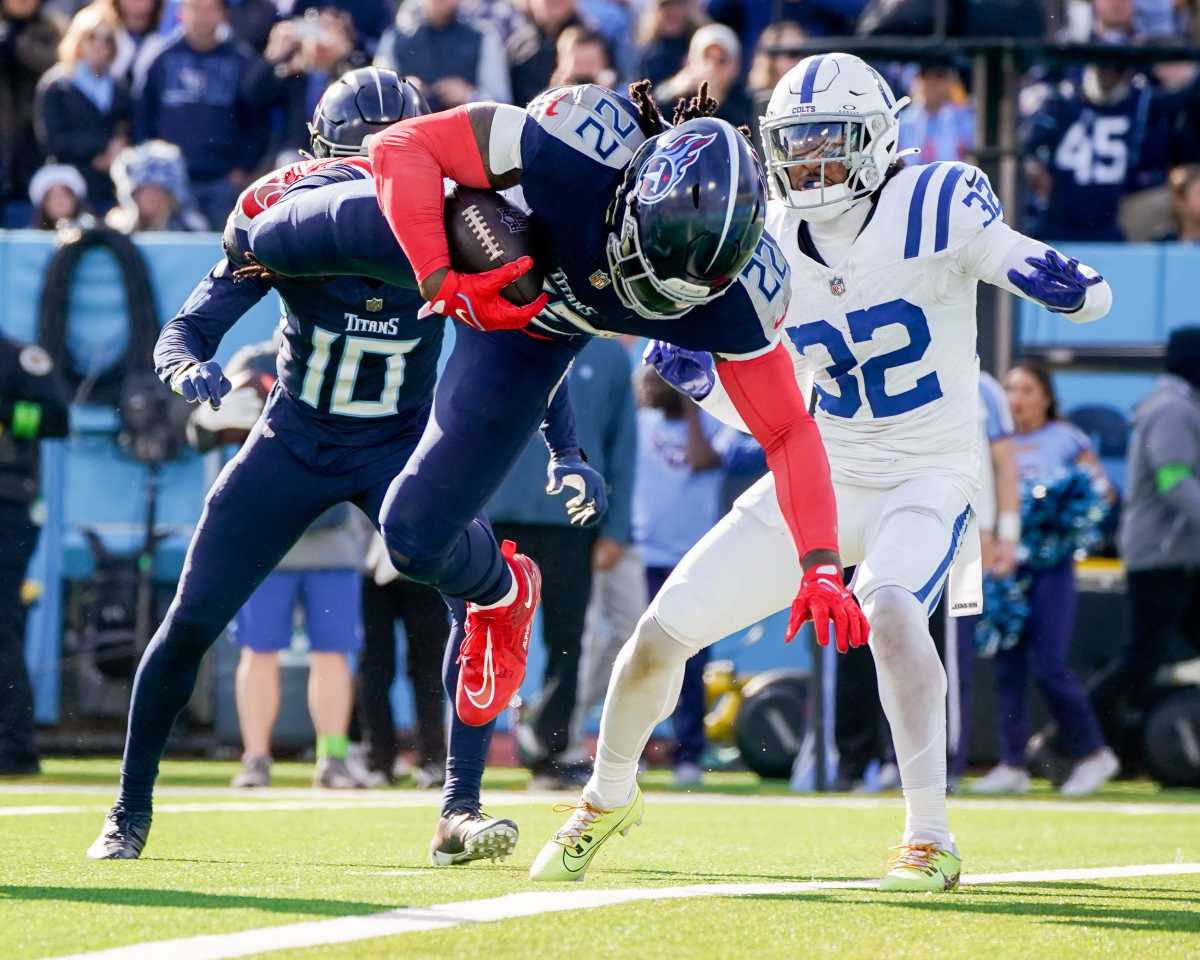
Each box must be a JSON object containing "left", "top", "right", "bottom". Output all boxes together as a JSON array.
[
  {"left": 507, "top": 0, "right": 580, "bottom": 108},
  {"left": 98, "top": 0, "right": 164, "bottom": 83},
  {"left": 35, "top": 4, "right": 130, "bottom": 211},
  {"left": 0, "top": 0, "right": 62, "bottom": 225},
  {"left": 133, "top": 0, "right": 277, "bottom": 226},
  {"left": 487, "top": 337, "right": 637, "bottom": 789},
  {"left": 633, "top": 0, "right": 699, "bottom": 88},
  {"left": 375, "top": 0, "right": 509, "bottom": 110}
]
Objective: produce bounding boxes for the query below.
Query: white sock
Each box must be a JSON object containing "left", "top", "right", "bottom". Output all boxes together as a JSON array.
[
  {"left": 473, "top": 575, "right": 517, "bottom": 611},
  {"left": 865, "top": 587, "right": 952, "bottom": 848},
  {"left": 583, "top": 616, "right": 691, "bottom": 810}
]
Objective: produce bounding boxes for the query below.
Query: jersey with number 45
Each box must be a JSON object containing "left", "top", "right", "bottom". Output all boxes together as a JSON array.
[{"left": 704, "top": 160, "right": 1105, "bottom": 498}]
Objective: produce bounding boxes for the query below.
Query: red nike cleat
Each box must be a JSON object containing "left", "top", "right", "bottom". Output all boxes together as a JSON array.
[{"left": 456, "top": 540, "right": 542, "bottom": 727}]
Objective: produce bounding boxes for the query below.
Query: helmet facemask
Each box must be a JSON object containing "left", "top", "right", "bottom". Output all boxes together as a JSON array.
[
  {"left": 604, "top": 138, "right": 735, "bottom": 320},
  {"left": 306, "top": 125, "right": 368, "bottom": 159},
  {"left": 605, "top": 201, "right": 726, "bottom": 319},
  {"left": 761, "top": 106, "right": 904, "bottom": 221}
]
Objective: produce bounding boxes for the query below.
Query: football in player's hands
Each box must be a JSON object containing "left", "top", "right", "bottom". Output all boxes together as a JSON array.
[{"left": 445, "top": 187, "right": 546, "bottom": 306}]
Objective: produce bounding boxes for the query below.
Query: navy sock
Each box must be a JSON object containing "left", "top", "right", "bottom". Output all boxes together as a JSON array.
[
  {"left": 440, "top": 599, "right": 496, "bottom": 815},
  {"left": 117, "top": 616, "right": 220, "bottom": 813}
]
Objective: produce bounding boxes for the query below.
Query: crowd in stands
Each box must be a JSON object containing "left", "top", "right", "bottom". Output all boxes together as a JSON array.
[{"left": 4, "top": 0, "right": 1200, "bottom": 236}]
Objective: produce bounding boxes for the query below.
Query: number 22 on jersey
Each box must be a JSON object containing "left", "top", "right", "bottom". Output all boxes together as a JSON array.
[{"left": 786, "top": 299, "right": 943, "bottom": 419}]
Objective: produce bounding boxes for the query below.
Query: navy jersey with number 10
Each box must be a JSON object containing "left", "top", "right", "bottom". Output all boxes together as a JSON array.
[{"left": 155, "top": 156, "right": 443, "bottom": 463}]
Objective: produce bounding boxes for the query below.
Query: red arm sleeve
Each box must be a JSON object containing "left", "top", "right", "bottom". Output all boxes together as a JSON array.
[
  {"left": 366, "top": 106, "right": 493, "bottom": 283},
  {"left": 716, "top": 344, "right": 838, "bottom": 560}
]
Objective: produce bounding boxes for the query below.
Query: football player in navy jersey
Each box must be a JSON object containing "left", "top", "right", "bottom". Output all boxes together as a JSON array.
[
  {"left": 240, "top": 81, "right": 869, "bottom": 837},
  {"left": 86, "top": 67, "right": 604, "bottom": 866}
]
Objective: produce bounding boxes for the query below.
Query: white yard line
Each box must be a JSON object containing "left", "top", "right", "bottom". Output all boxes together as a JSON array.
[
  {"left": 2, "top": 788, "right": 1199, "bottom": 818},
  {"left": 43, "top": 863, "right": 1200, "bottom": 960}
]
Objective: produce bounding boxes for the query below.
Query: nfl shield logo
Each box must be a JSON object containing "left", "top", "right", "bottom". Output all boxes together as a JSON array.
[
  {"left": 589, "top": 270, "right": 611, "bottom": 290},
  {"left": 366, "top": 297, "right": 383, "bottom": 312},
  {"left": 829, "top": 276, "right": 846, "bottom": 297}
]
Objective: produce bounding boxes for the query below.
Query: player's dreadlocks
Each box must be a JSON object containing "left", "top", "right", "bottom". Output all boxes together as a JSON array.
[
  {"left": 628, "top": 79, "right": 754, "bottom": 143},
  {"left": 628, "top": 79, "right": 668, "bottom": 138}
]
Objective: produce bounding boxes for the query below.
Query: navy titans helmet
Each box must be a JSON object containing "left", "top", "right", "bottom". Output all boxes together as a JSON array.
[
  {"left": 308, "top": 67, "right": 430, "bottom": 158},
  {"left": 606, "top": 117, "right": 767, "bottom": 320}
]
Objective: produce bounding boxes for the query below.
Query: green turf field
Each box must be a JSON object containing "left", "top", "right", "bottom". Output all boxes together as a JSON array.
[{"left": 2, "top": 760, "right": 1198, "bottom": 959}]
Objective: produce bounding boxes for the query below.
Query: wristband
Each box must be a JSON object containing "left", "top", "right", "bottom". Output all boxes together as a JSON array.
[{"left": 996, "top": 511, "right": 1021, "bottom": 543}]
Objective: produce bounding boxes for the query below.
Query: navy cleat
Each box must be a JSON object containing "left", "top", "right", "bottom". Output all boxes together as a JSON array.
[
  {"left": 429, "top": 808, "right": 519, "bottom": 866},
  {"left": 86, "top": 805, "right": 152, "bottom": 860}
]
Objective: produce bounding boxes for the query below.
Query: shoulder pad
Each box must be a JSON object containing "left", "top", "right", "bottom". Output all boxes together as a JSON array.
[
  {"left": 223, "top": 156, "right": 373, "bottom": 264},
  {"left": 525, "top": 84, "right": 646, "bottom": 170},
  {"left": 890, "top": 161, "right": 1005, "bottom": 261},
  {"left": 733, "top": 230, "right": 791, "bottom": 348}
]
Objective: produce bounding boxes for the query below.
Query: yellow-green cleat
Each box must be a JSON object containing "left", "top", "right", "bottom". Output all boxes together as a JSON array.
[
  {"left": 880, "top": 842, "right": 962, "bottom": 892},
  {"left": 529, "top": 786, "right": 644, "bottom": 882}
]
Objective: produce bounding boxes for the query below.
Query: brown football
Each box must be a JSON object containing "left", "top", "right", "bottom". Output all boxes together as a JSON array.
[{"left": 444, "top": 186, "right": 546, "bottom": 306}]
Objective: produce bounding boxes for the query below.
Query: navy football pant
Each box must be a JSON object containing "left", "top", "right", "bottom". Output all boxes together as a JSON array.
[
  {"left": 118, "top": 414, "right": 495, "bottom": 811},
  {"left": 380, "top": 326, "right": 580, "bottom": 605}
]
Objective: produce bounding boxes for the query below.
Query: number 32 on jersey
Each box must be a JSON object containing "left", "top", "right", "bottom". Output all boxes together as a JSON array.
[{"left": 786, "top": 299, "right": 943, "bottom": 419}]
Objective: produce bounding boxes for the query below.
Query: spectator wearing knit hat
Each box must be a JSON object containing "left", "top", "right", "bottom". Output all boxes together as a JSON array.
[
  {"left": 28, "top": 162, "right": 87, "bottom": 228},
  {"left": 104, "top": 139, "right": 207, "bottom": 232},
  {"left": 34, "top": 4, "right": 131, "bottom": 212}
]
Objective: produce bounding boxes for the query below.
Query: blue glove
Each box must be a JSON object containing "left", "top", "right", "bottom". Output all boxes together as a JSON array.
[
  {"left": 643, "top": 340, "right": 716, "bottom": 400},
  {"left": 1007, "top": 249, "right": 1102, "bottom": 314},
  {"left": 546, "top": 454, "right": 608, "bottom": 527},
  {"left": 170, "top": 360, "right": 232, "bottom": 409}
]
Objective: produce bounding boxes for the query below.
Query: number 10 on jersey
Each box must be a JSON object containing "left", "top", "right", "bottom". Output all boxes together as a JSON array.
[{"left": 300, "top": 326, "right": 420, "bottom": 418}]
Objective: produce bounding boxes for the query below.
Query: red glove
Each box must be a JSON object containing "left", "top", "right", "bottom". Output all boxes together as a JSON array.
[
  {"left": 786, "top": 563, "right": 870, "bottom": 654},
  {"left": 428, "top": 258, "right": 549, "bottom": 331}
]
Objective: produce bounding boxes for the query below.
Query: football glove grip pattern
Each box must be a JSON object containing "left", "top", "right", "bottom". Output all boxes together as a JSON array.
[
  {"left": 1007, "top": 250, "right": 1102, "bottom": 314},
  {"left": 786, "top": 564, "right": 869, "bottom": 654},
  {"left": 546, "top": 455, "right": 608, "bottom": 527},
  {"left": 429, "top": 258, "right": 549, "bottom": 331},
  {"left": 171, "top": 361, "right": 232, "bottom": 409},
  {"left": 643, "top": 340, "right": 716, "bottom": 400}
]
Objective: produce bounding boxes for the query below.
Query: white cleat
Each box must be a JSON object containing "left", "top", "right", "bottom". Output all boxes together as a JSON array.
[
  {"left": 1060, "top": 747, "right": 1120, "bottom": 797},
  {"left": 429, "top": 809, "right": 519, "bottom": 866},
  {"left": 969, "top": 764, "right": 1031, "bottom": 795}
]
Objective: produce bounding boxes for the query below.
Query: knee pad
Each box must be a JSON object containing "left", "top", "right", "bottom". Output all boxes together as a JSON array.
[
  {"left": 863, "top": 587, "right": 946, "bottom": 693},
  {"left": 381, "top": 524, "right": 450, "bottom": 585},
  {"left": 617, "top": 614, "right": 693, "bottom": 684},
  {"left": 862, "top": 586, "right": 926, "bottom": 644}
]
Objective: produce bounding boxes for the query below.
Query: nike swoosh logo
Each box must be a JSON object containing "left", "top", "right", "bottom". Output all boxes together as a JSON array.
[
  {"left": 544, "top": 92, "right": 569, "bottom": 117},
  {"left": 964, "top": 169, "right": 979, "bottom": 188},
  {"left": 522, "top": 568, "right": 533, "bottom": 609},
  {"left": 463, "top": 628, "right": 496, "bottom": 709},
  {"left": 559, "top": 803, "right": 638, "bottom": 870}
]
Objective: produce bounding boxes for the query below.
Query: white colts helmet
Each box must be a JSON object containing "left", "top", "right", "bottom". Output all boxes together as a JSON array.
[{"left": 761, "top": 53, "right": 910, "bottom": 222}]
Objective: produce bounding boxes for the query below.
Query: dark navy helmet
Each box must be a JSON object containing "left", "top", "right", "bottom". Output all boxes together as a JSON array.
[
  {"left": 308, "top": 67, "right": 430, "bottom": 158},
  {"left": 606, "top": 117, "right": 767, "bottom": 320}
]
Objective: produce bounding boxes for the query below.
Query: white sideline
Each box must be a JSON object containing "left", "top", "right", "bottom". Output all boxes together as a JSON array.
[
  {"left": 3, "top": 788, "right": 1200, "bottom": 817},
  {"left": 44, "top": 863, "right": 1200, "bottom": 960}
]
